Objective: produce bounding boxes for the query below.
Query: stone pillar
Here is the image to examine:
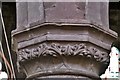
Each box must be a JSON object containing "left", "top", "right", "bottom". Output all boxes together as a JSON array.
[{"left": 12, "top": 1, "right": 117, "bottom": 80}]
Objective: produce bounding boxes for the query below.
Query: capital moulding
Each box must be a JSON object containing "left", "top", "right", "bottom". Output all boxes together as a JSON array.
[
  {"left": 13, "top": 2, "right": 117, "bottom": 79},
  {"left": 13, "top": 21, "right": 116, "bottom": 80},
  {"left": 13, "top": 23, "right": 117, "bottom": 50},
  {"left": 18, "top": 43, "right": 109, "bottom": 64},
  {"left": 12, "top": 23, "right": 117, "bottom": 38},
  {"left": 18, "top": 43, "right": 109, "bottom": 79}
]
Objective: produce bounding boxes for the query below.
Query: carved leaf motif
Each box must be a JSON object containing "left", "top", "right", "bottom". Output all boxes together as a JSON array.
[{"left": 18, "top": 43, "right": 109, "bottom": 64}]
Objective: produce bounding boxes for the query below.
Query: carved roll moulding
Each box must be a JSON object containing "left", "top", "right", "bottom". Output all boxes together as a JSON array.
[{"left": 12, "top": 1, "right": 117, "bottom": 80}]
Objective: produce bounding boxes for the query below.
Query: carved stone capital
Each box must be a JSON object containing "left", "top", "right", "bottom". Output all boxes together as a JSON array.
[
  {"left": 18, "top": 43, "right": 109, "bottom": 79},
  {"left": 13, "top": 1, "right": 117, "bottom": 79},
  {"left": 18, "top": 43, "right": 109, "bottom": 64}
]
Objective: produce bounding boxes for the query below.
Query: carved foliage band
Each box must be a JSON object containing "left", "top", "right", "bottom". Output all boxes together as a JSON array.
[{"left": 18, "top": 43, "right": 109, "bottom": 64}]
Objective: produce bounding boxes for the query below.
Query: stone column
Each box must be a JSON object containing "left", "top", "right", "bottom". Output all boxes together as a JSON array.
[{"left": 12, "top": 1, "right": 117, "bottom": 80}]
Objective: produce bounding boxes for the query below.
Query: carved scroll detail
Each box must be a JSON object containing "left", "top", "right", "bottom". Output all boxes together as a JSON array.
[{"left": 18, "top": 43, "right": 109, "bottom": 63}]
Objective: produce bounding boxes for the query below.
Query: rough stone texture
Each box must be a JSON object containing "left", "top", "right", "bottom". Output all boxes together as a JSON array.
[
  {"left": 16, "top": 2, "right": 28, "bottom": 30},
  {"left": 12, "top": 1, "right": 117, "bottom": 80},
  {"left": 14, "top": 1, "right": 110, "bottom": 33},
  {"left": 86, "top": 2, "right": 109, "bottom": 30},
  {"left": 18, "top": 43, "right": 109, "bottom": 63},
  {"left": 18, "top": 42, "right": 109, "bottom": 79}
]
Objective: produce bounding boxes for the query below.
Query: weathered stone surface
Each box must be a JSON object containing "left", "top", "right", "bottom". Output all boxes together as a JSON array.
[
  {"left": 28, "top": 2, "right": 44, "bottom": 26},
  {"left": 45, "top": 2, "right": 86, "bottom": 22},
  {"left": 12, "top": 1, "right": 117, "bottom": 80},
  {"left": 18, "top": 42, "right": 108, "bottom": 79},
  {"left": 18, "top": 43, "right": 109, "bottom": 63},
  {"left": 13, "top": 24, "right": 116, "bottom": 50},
  {"left": 17, "top": 2, "right": 28, "bottom": 30},
  {"left": 13, "top": 23, "right": 115, "bottom": 79},
  {"left": 14, "top": 1, "right": 111, "bottom": 34},
  {"left": 86, "top": 2, "right": 109, "bottom": 30}
]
